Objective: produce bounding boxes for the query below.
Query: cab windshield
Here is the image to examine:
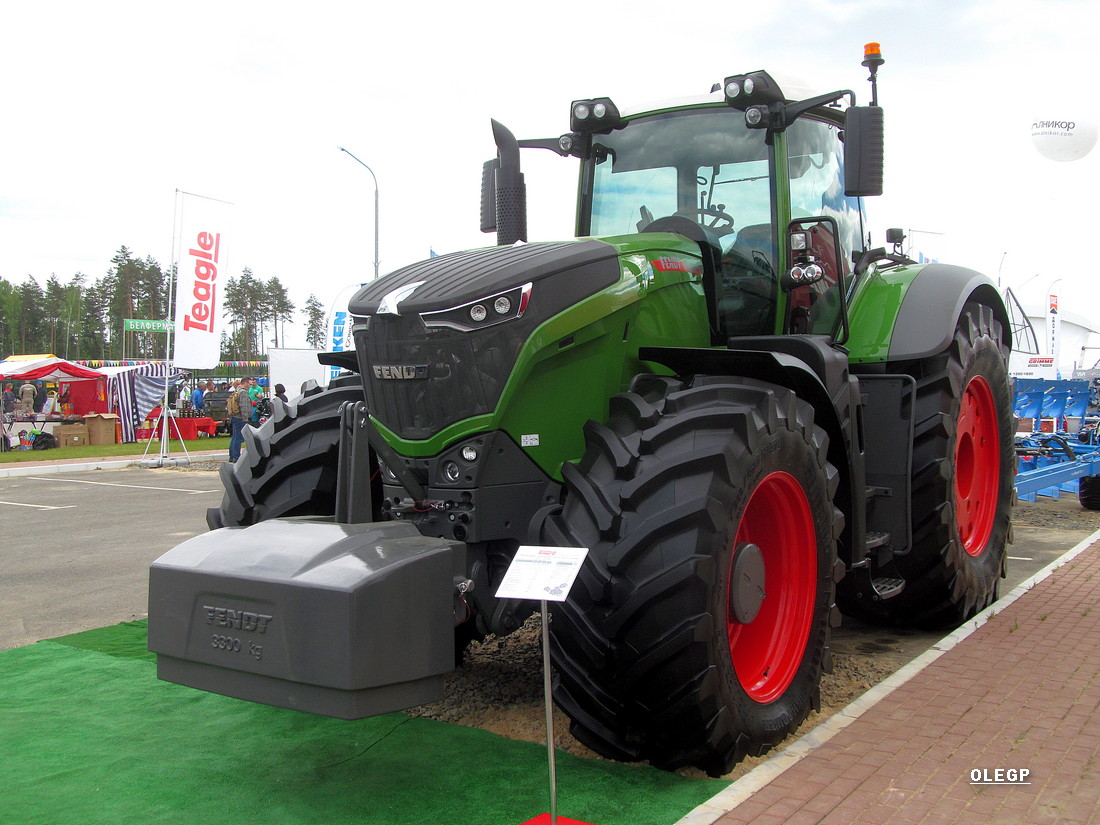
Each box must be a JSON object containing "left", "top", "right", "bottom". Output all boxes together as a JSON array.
[
  {"left": 584, "top": 108, "right": 773, "bottom": 252},
  {"left": 583, "top": 108, "right": 777, "bottom": 336}
]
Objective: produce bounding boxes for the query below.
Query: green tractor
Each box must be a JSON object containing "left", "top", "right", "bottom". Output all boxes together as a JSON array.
[{"left": 149, "top": 44, "right": 1013, "bottom": 776}]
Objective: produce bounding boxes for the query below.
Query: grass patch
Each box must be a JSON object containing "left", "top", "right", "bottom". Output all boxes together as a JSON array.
[{"left": 0, "top": 436, "right": 231, "bottom": 464}]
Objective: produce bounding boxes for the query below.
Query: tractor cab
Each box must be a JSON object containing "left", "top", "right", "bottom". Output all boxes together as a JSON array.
[{"left": 485, "top": 60, "right": 885, "bottom": 346}]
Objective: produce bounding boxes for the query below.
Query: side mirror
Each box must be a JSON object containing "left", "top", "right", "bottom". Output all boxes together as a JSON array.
[{"left": 843, "top": 106, "right": 884, "bottom": 197}]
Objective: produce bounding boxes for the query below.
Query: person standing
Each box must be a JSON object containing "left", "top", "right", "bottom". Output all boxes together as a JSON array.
[
  {"left": 19, "top": 381, "right": 36, "bottom": 414},
  {"left": 228, "top": 377, "right": 255, "bottom": 463},
  {"left": 2, "top": 384, "right": 15, "bottom": 414},
  {"left": 248, "top": 379, "right": 264, "bottom": 425},
  {"left": 190, "top": 380, "right": 207, "bottom": 413}
]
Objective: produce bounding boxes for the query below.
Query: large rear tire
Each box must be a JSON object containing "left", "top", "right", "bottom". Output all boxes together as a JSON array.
[
  {"left": 857, "top": 301, "right": 1013, "bottom": 627},
  {"left": 543, "top": 375, "right": 840, "bottom": 776},
  {"left": 207, "top": 375, "right": 363, "bottom": 529}
]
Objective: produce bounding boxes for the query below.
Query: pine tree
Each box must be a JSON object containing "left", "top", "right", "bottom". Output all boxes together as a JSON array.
[
  {"left": 265, "top": 276, "right": 295, "bottom": 349},
  {"left": 16, "top": 278, "right": 47, "bottom": 353},
  {"left": 304, "top": 294, "right": 327, "bottom": 349},
  {"left": 0, "top": 277, "right": 22, "bottom": 357}
]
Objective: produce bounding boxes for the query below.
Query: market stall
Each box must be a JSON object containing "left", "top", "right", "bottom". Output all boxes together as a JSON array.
[
  {"left": 98, "top": 364, "right": 185, "bottom": 443},
  {"left": 140, "top": 407, "right": 217, "bottom": 440},
  {"left": 0, "top": 355, "right": 107, "bottom": 449},
  {"left": 145, "top": 417, "right": 217, "bottom": 440}
]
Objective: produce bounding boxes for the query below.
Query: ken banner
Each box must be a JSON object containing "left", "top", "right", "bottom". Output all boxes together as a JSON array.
[{"left": 174, "top": 196, "right": 230, "bottom": 369}]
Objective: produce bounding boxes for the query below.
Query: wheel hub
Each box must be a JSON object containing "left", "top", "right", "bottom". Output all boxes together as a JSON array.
[
  {"left": 729, "top": 542, "right": 766, "bottom": 623},
  {"left": 726, "top": 471, "right": 816, "bottom": 703},
  {"left": 955, "top": 375, "right": 1000, "bottom": 557}
]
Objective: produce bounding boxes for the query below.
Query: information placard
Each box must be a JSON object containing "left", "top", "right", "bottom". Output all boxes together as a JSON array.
[{"left": 494, "top": 545, "right": 589, "bottom": 602}]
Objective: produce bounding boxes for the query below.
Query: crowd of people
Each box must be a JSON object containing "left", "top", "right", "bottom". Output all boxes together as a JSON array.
[
  {"left": 5, "top": 374, "right": 291, "bottom": 461},
  {"left": 182, "top": 377, "right": 288, "bottom": 462},
  {"left": 2, "top": 382, "right": 69, "bottom": 417}
]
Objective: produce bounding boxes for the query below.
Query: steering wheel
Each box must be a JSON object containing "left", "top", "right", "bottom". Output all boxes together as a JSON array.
[
  {"left": 640, "top": 207, "right": 734, "bottom": 237},
  {"left": 692, "top": 205, "right": 735, "bottom": 235}
]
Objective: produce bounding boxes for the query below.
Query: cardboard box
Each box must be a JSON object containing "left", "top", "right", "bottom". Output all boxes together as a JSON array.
[
  {"left": 56, "top": 423, "right": 90, "bottom": 447},
  {"left": 83, "top": 413, "right": 120, "bottom": 445}
]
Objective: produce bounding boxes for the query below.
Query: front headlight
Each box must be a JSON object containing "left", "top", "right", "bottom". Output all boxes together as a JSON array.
[{"left": 420, "top": 282, "right": 532, "bottom": 332}]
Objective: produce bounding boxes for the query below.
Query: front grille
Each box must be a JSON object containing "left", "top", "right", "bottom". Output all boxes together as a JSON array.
[{"left": 356, "top": 314, "right": 528, "bottom": 440}]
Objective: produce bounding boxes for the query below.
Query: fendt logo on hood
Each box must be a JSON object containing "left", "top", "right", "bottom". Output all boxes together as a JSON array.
[{"left": 373, "top": 364, "right": 429, "bottom": 380}]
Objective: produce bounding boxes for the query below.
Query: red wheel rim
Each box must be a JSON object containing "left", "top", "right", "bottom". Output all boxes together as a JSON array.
[
  {"left": 955, "top": 375, "right": 1000, "bottom": 557},
  {"left": 727, "top": 472, "right": 816, "bottom": 703}
]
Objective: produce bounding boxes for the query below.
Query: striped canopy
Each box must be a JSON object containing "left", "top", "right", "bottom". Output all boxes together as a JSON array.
[{"left": 0, "top": 356, "right": 104, "bottom": 382}]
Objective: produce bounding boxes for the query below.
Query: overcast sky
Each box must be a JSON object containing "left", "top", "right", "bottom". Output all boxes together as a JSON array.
[{"left": 2, "top": 1, "right": 1097, "bottom": 355}]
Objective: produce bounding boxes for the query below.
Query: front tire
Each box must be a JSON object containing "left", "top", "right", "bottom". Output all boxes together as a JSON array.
[
  {"left": 208, "top": 375, "right": 363, "bottom": 529},
  {"left": 544, "top": 375, "right": 840, "bottom": 776}
]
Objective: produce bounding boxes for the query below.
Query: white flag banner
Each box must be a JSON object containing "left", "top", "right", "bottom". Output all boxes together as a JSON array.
[
  {"left": 1047, "top": 292, "right": 1062, "bottom": 377},
  {"left": 174, "top": 195, "right": 230, "bottom": 368}
]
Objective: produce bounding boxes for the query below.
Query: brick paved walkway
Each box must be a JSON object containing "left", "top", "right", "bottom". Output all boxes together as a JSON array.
[{"left": 688, "top": 536, "right": 1100, "bottom": 825}]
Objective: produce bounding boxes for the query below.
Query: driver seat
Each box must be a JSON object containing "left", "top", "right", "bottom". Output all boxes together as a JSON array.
[{"left": 641, "top": 215, "right": 725, "bottom": 343}]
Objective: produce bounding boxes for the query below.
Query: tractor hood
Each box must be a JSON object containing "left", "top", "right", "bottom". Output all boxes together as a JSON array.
[
  {"left": 348, "top": 240, "right": 623, "bottom": 443},
  {"left": 348, "top": 240, "right": 620, "bottom": 318}
]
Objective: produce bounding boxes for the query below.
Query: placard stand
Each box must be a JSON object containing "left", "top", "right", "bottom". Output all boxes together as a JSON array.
[
  {"left": 138, "top": 384, "right": 191, "bottom": 468},
  {"left": 495, "top": 546, "right": 598, "bottom": 825}
]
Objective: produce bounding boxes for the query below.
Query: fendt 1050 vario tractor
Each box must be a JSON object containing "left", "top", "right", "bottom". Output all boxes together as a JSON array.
[{"left": 150, "top": 44, "right": 1013, "bottom": 776}]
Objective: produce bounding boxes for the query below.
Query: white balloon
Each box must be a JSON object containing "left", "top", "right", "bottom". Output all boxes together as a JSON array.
[{"left": 1031, "top": 116, "right": 1098, "bottom": 162}]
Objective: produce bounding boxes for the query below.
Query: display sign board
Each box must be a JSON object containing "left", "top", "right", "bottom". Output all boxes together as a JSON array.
[
  {"left": 1009, "top": 352, "right": 1058, "bottom": 380},
  {"left": 495, "top": 546, "right": 589, "bottom": 602},
  {"left": 125, "top": 319, "right": 172, "bottom": 332}
]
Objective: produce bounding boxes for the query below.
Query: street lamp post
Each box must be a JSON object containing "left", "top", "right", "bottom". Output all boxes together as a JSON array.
[{"left": 337, "top": 146, "right": 380, "bottom": 280}]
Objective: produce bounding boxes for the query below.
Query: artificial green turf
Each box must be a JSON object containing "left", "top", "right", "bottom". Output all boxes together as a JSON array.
[{"left": 1, "top": 623, "right": 728, "bottom": 825}]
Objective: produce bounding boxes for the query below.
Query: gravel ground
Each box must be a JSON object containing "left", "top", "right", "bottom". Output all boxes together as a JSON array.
[{"left": 179, "top": 459, "right": 1100, "bottom": 780}]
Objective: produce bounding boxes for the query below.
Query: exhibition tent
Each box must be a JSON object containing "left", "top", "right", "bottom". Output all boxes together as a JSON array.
[
  {"left": 100, "top": 364, "right": 185, "bottom": 443},
  {"left": 0, "top": 354, "right": 104, "bottom": 383}
]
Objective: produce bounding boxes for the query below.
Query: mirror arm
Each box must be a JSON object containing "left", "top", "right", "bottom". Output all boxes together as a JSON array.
[{"left": 775, "top": 90, "right": 854, "bottom": 131}]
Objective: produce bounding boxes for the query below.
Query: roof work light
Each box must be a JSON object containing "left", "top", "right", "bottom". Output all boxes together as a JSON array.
[{"left": 570, "top": 97, "right": 622, "bottom": 132}]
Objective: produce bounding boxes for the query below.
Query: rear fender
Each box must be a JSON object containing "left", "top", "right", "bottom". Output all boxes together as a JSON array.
[{"left": 848, "top": 263, "right": 1010, "bottom": 363}]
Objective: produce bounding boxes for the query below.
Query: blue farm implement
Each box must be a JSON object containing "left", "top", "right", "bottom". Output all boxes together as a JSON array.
[{"left": 1013, "top": 379, "right": 1100, "bottom": 505}]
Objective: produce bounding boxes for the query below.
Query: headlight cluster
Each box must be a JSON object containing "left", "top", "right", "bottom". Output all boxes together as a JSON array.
[
  {"left": 786, "top": 229, "right": 825, "bottom": 285},
  {"left": 788, "top": 263, "right": 825, "bottom": 284},
  {"left": 420, "top": 282, "right": 532, "bottom": 332},
  {"left": 570, "top": 97, "right": 622, "bottom": 132},
  {"left": 723, "top": 70, "right": 785, "bottom": 130},
  {"left": 722, "top": 70, "right": 784, "bottom": 109}
]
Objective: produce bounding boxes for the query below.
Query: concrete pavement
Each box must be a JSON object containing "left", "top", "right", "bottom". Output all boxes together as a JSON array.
[{"left": 682, "top": 531, "right": 1100, "bottom": 825}]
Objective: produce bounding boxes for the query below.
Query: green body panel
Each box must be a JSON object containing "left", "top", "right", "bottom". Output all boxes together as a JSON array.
[
  {"left": 373, "top": 235, "right": 711, "bottom": 479},
  {"left": 844, "top": 262, "right": 927, "bottom": 363}
]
